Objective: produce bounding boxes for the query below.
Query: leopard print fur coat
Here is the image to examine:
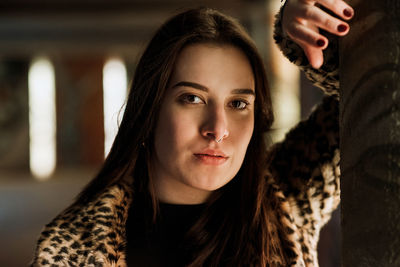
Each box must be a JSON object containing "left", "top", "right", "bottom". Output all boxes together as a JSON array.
[{"left": 30, "top": 6, "right": 341, "bottom": 267}]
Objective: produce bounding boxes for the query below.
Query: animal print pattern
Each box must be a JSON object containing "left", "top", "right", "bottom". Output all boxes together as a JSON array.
[
  {"left": 273, "top": 6, "right": 340, "bottom": 99},
  {"left": 266, "top": 96, "right": 340, "bottom": 267},
  {"left": 30, "top": 6, "right": 341, "bottom": 267},
  {"left": 31, "top": 182, "right": 133, "bottom": 267}
]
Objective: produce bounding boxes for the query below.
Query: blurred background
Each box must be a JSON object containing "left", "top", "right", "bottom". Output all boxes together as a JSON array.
[{"left": 0, "top": 0, "right": 339, "bottom": 266}]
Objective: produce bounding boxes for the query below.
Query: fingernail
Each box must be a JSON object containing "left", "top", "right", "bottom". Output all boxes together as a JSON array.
[
  {"left": 316, "top": 39, "right": 325, "bottom": 47},
  {"left": 338, "top": 24, "right": 348, "bottom": 32},
  {"left": 343, "top": 8, "right": 353, "bottom": 17}
]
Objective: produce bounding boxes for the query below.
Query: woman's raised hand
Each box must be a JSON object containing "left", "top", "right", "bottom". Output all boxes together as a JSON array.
[{"left": 282, "top": 0, "right": 354, "bottom": 69}]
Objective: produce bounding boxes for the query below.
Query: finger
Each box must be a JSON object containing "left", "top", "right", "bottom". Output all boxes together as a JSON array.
[
  {"left": 298, "top": 42, "right": 324, "bottom": 69},
  {"left": 298, "top": 5, "right": 350, "bottom": 36},
  {"left": 286, "top": 22, "right": 329, "bottom": 49},
  {"left": 316, "top": 0, "right": 354, "bottom": 20},
  {"left": 288, "top": 27, "right": 326, "bottom": 69}
]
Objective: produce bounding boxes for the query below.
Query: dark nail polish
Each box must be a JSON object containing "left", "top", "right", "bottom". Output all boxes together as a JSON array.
[
  {"left": 343, "top": 8, "right": 353, "bottom": 17},
  {"left": 338, "top": 24, "right": 348, "bottom": 32},
  {"left": 317, "top": 39, "right": 325, "bottom": 47}
]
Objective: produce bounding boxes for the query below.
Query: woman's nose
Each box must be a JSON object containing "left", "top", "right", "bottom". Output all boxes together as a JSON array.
[{"left": 200, "top": 107, "right": 229, "bottom": 143}]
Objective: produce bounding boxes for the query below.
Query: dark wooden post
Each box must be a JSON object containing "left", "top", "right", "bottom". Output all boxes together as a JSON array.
[{"left": 340, "top": 0, "right": 400, "bottom": 266}]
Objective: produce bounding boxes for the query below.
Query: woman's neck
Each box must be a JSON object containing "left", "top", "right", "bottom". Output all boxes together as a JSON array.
[{"left": 152, "top": 175, "right": 211, "bottom": 204}]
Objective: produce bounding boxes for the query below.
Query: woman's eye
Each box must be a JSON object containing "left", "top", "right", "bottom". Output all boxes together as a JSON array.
[
  {"left": 230, "top": 100, "right": 248, "bottom": 110},
  {"left": 180, "top": 94, "right": 204, "bottom": 104}
]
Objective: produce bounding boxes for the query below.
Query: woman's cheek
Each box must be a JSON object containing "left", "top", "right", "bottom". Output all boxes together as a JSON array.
[
  {"left": 231, "top": 112, "right": 254, "bottom": 141},
  {"left": 169, "top": 108, "right": 202, "bottom": 143}
]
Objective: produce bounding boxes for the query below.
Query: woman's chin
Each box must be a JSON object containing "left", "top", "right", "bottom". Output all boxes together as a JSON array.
[{"left": 187, "top": 175, "right": 234, "bottom": 192}]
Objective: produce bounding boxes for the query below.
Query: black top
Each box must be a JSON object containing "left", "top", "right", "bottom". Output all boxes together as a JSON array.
[{"left": 126, "top": 197, "right": 206, "bottom": 267}]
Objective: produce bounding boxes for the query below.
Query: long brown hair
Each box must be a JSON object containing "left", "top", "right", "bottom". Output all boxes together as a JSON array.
[{"left": 76, "top": 7, "right": 287, "bottom": 266}]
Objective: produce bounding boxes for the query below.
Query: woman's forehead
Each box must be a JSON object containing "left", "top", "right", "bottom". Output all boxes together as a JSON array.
[{"left": 169, "top": 43, "right": 255, "bottom": 91}]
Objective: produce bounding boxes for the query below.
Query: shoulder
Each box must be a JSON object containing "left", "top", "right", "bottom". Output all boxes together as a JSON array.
[{"left": 31, "top": 180, "right": 133, "bottom": 267}]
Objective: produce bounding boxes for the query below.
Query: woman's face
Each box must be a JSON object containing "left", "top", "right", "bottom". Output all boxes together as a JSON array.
[{"left": 152, "top": 43, "right": 255, "bottom": 204}]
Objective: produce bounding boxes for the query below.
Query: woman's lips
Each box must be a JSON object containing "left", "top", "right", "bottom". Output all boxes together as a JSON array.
[
  {"left": 194, "top": 154, "right": 228, "bottom": 165},
  {"left": 194, "top": 149, "right": 228, "bottom": 165}
]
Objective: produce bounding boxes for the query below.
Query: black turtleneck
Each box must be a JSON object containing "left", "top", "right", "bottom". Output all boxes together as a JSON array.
[{"left": 125, "top": 197, "right": 206, "bottom": 267}]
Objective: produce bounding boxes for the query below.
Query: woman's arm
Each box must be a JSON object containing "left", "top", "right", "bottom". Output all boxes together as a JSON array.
[
  {"left": 274, "top": 0, "right": 354, "bottom": 96},
  {"left": 267, "top": 0, "right": 353, "bottom": 226},
  {"left": 267, "top": 95, "right": 340, "bottom": 226}
]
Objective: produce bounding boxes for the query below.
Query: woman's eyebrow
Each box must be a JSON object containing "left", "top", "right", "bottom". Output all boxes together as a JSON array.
[
  {"left": 172, "top": 81, "right": 255, "bottom": 96},
  {"left": 231, "top": 88, "right": 255, "bottom": 96},
  {"left": 172, "top": 81, "right": 208, "bottom": 91}
]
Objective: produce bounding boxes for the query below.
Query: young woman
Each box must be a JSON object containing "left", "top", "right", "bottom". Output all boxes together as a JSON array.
[{"left": 31, "top": 1, "right": 353, "bottom": 266}]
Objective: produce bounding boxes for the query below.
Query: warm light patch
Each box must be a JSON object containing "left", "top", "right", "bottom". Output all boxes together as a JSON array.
[
  {"left": 103, "top": 57, "right": 128, "bottom": 157},
  {"left": 28, "top": 57, "right": 56, "bottom": 180}
]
